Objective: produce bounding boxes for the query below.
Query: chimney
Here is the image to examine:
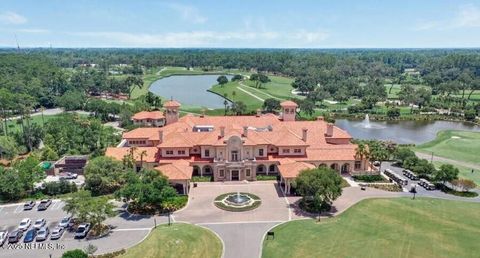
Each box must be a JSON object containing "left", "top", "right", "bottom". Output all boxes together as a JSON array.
[
  {"left": 158, "top": 130, "right": 163, "bottom": 143},
  {"left": 317, "top": 116, "right": 324, "bottom": 121},
  {"left": 256, "top": 109, "right": 261, "bottom": 117},
  {"left": 326, "top": 123, "right": 334, "bottom": 137},
  {"left": 200, "top": 109, "right": 205, "bottom": 118},
  {"left": 243, "top": 126, "right": 248, "bottom": 137},
  {"left": 220, "top": 126, "right": 225, "bottom": 138},
  {"left": 302, "top": 128, "right": 308, "bottom": 142}
]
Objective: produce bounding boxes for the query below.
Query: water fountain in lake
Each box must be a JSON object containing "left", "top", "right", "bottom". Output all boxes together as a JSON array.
[
  {"left": 363, "top": 114, "right": 372, "bottom": 128},
  {"left": 357, "top": 114, "right": 386, "bottom": 129}
]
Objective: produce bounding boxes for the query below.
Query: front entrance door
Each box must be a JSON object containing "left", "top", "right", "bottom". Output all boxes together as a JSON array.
[{"left": 231, "top": 170, "right": 239, "bottom": 181}]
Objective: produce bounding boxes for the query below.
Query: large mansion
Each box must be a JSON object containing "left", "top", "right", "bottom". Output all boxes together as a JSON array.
[{"left": 106, "top": 100, "right": 369, "bottom": 194}]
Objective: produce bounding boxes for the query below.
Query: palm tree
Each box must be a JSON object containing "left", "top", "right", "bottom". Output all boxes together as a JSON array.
[
  {"left": 355, "top": 143, "right": 370, "bottom": 170},
  {"left": 139, "top": 150, "right": 148, "bottom": 169}
]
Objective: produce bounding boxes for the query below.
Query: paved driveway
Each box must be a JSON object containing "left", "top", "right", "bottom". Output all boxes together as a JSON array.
[
  {"left": 174, "top": 181, "right": 290, "bottom": 224},
  {"left": 174, "top": 181, "right": 289, "bottom": 258}
]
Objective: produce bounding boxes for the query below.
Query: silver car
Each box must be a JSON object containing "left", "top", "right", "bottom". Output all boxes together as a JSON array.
[
  {"left": 58, "top": 216, "right": 72, "bottom": 228},
  {"left": 18, "top": 218, "right": 31, "bottom": 231},
  {"left": 33, "top": 218, "right": 46, "bottom": 230},
  {"left": 50, "top": 226, "right": 64, "bottom": 240},
  {"left": 36, "top": 227, "right": 49, "bottom": 241}
]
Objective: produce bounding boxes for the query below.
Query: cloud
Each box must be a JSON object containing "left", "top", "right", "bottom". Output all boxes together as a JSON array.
[
  {"left": 168, "top": 3, "right": 207, "bottom": 24},
  {"left": 17, "top": 28, "right": 50, "bottom": 33},
  {"left": 70, "top": 30, "right": 329, "bottom": 47},
  {"left": 0, "top": 11, "right": 27, "bottom": 24},
  {"left": 454, "top": 4, "right": 480, "bottom": 28},
  {"left": 414, "top": 4, "right": 480, "bottom": 31}
]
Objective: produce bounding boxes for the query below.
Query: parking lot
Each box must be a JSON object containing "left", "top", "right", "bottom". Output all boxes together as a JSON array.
[
  {"left": 0, "top": 200, "right": 167, "bottom": 258},
  {"left": 381, "top": 162, "right": 480, "bottom": 201}
]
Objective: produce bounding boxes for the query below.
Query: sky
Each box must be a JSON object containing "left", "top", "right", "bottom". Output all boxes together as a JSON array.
[{"left": 1, "top": 0, "right": 480, "bottom": 48}]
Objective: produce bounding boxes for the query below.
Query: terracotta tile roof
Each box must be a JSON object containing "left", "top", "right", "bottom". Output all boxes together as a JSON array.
[
  {"left": 105, "top": 147, "right": 159, "bottom": 163},
  {"left": 123, "top": 128, "right": 162, "bottom": 140},
  {"left": 277, "top": 160, "right": 316, "bottom": 179},
  {"left": 280, "top": 100, "right": 298, "bottom": 107},
  {"left": 155, "top": 159, "right": 192, "bottom": 180},
  {"left": 163, "top": 100, "right": 181, "bottom": 108},
  {"left": 119, "top": 113, "right": 356, "bottom": 163},
  {"left": 132, "top": 111, "right": 164, "bottom": 120}
]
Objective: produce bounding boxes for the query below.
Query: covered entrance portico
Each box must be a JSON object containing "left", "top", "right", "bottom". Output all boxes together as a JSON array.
[{"left": 277, "top": 160, "right": 316, "bottom": 195}]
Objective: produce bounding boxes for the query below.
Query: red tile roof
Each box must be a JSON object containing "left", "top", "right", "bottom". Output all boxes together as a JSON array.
[
  {"left": 132, "top": 111, "right": 164, "bottom": 120},
  {"left": 280, "top": 100, "right": 298, "bottom": 107},
  {"left": 105, "top": 147, "right": 159, "bottom": 163},
  {"left": 277, "top": 159, "right": 316, "bottom": 179},
  {"left": 163, "top": 100, "right": 181, "bottom": 108},
  {"left": 155, "top": 159, "right": 192, "bottom": 180}
]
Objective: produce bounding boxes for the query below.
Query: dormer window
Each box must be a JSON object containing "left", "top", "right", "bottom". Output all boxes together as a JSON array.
[{"left": 259, "top": 149, "right": 264, "bottom": 156}]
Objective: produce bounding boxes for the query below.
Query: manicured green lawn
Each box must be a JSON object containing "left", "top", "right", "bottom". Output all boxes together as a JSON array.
[
  {"left": 416, "top": 130, "right": 480, "bottom": 165},
  {"left": 210, "top": 81, "right": 264, "bottom": 111},
  {"left": 433, "top": 161, "right": 480, "bottom": 186},
  {"left": 242, "top": 75, "right": 296, "bottom": 99},
  {"left": 263, "top": 198, "right": 480, "bottom": 258},
  {"left": 4, "top": 113, "right": 88, "bottom": 133},
  {"left": 120, "top": 223, "right": 222, "bottom": 258}
]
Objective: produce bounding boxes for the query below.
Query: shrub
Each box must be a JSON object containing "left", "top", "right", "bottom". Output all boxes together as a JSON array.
[
  {"left": 436, "top": 183, "right": 478, "bottom": 198},
  {"left": 256, "top": 175, "right": 278, "bottom": 181},
  {"left": 464, "top": 109, "right": 477, "bottom": 121},
  {"left": 352, "top": 175, "right": 387, "bottom": 183},
  {"left": 387, "top": 108, "right": 400, "bottom": 118},
  {"left": 92, "top": 249, "right": 126, "bottom": 258},
  {"left": 62, "top": 249, "right": 88, "bottom": 258},
  {"left": 160, "top": 195, "right": 188, "bottom": 213},
  {"left": 41, "top": 180, "right": 78, "bottom": 196},
  {"left": 192, "top": 176, "right": 213, "bottom": 182},
  {"left": 366, "top": 183, "right": 403, "bottom": 192}
]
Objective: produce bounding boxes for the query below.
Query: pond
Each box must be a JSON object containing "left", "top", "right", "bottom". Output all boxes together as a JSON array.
[
  {"left": 149, "top": 75, "right": 231, "bottom": 109},
  {"left": 335, "top": 116, "right": 480, "bottom": 144}
]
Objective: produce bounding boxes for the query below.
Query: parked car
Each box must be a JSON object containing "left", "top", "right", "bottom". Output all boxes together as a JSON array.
[
  {"left": 64, "top": 172, "right": 78, "bottom": 179},
  {"left": 18, "top": 218, "right": 32, "bottom": 231},
  {"left": 58, "top": 216, "right": 72, "bottom": 228},
  {"left": 23, "top": 201, "right": 36, "bottom": 210},
  {"left": 8, "top": 230, "right": 23, "bottom": 243},
  {"left": 36, "top": 227, "right": 49, "bottom": 241},
  {"left": 23, "top": 229, "right": 37, "bottom": 243},
  {"left": 0, "top": 230, "right": 9, "bottom": 246},
  {"left": 33, "top": 218, "right": 47, "bottom": 230},
  {"left": 74, "top": 223, "right": 90, "bottom": 238},
  {"left": 37, "top": 199, "right": 52, "bottom": 211},
  {"left": 50, "top": 226, "right": 65, "bottom": 240}
]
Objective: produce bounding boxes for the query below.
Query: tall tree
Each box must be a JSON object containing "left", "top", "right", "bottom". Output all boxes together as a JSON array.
[{"left": 294, "top": 167, "right": 343, "bottom": 219}]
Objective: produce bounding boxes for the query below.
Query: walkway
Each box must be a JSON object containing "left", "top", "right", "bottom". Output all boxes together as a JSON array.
[
  {"left": 238, "top": 82, "right": 283, "bottom": 100},
  {"left": 415, "top": 151, "right": 480, "bottom": 170},
  {"left": 235, "top": 85, "right": 265, "bottom": 102}
]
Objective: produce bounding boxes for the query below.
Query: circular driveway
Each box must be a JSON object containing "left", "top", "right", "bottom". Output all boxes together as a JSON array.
[{"left": 174, "top": 181, "right": 290, "bottom": 224}]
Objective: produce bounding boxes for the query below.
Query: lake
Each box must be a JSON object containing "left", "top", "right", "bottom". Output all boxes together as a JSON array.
[
  {"left": 335, "top": 117, "right": 480, "bottom": 144},
  {"left": 149, "top": 75, "right": 231, "bottom": 109}
]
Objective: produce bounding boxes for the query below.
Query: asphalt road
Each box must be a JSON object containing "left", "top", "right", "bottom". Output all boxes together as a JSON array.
[{"left": 202, "top": 221, "right": 279, "bottom": 258}]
